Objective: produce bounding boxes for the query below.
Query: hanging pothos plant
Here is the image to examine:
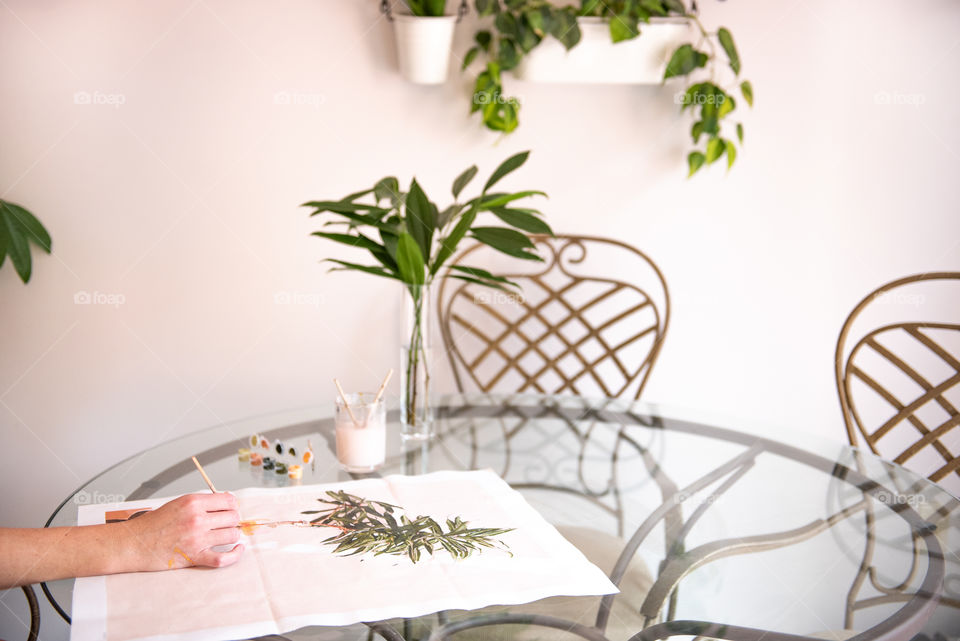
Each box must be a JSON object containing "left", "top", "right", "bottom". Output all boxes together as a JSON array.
[{"left": 462, "top": 0, "right": 753, "bottom": 177}]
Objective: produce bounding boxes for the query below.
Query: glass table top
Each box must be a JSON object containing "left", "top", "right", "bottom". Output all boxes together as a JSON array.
[{"left": 44, "top": 394, "right": 960, "bottom": 641}]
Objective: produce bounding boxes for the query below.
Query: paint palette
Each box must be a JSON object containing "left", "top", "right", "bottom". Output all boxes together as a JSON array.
[{"left": 239, "top": 434, "right": 315, "bottom": 481}]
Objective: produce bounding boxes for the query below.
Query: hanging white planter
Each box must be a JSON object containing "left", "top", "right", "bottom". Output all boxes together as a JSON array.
[
  {"left": 392, "top": 14, "right": 457, "bottom": 85},
  {"left": 515, "top": 17, "right": 693, "bottom": 84}
]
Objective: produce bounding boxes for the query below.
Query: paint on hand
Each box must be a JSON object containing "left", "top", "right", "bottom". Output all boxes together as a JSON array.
[{"left": 174, "top": 547, "right": 194, "bottom": 565}]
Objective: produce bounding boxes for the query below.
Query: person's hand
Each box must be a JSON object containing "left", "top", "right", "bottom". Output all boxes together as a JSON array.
[{"left": 123, "top": 493, "right": 244, "bottom": 571}]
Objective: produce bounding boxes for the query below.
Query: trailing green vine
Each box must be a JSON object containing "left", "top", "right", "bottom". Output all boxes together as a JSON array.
[{"left": 463, "top": 0, "right": 753, "bottom": 176}]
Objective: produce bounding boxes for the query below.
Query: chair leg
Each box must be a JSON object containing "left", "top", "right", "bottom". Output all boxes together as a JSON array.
[{"left": 21, "top": 584, "right": 40, "bottom": 641}]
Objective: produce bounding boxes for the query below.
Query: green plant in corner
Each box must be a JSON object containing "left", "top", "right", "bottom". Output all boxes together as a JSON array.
[
  {"left": 302, "top": 151, "right": 551, "bottom": 434},
  {"left": 0, "top": 199, "right": 52, "bottom": 284},
  {"left": 463, "top": 0, "right": 753, "bottom": 177}
]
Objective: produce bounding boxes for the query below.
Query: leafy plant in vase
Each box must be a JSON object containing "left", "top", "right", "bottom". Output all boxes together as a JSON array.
[
  {"left": 389, "top": 0, "right": 470, "bottom": 84},
  {"left": 463, "top": 0, "right": 753, "bottom": 177},
  {"left": 303, "top": 151, "right": 552, "bottom": 438},
  {"left": 0, "top": 199, "right": 52, "bottom": 284}
]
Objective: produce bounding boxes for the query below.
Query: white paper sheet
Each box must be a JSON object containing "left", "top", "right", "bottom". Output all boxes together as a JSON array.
[{"left": 71, "top": 469, "right": 618, "bottom": 641}]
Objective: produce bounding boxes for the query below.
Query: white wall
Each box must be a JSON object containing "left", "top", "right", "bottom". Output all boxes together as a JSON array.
[{"left": 1, "top": 0, "right": 958, "bottom": 637}]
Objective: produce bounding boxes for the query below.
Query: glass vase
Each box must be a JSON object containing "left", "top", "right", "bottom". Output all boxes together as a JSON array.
[{"left": 400, "top": 284, "right": 434, "bottom": 439}]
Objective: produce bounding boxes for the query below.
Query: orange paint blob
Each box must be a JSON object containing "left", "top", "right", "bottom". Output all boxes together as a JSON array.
[{"left": 238, "top": 520, "right": 261, "bottom": 535}]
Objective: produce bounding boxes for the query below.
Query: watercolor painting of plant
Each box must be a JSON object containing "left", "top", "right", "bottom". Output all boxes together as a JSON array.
[{"left": 300, "top": 490, "right": 514, "bottom": 563}]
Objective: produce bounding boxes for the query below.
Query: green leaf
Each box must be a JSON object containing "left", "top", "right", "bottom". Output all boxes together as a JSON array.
[
  {"left": 477, "top": 190, "right": 546, "bottom": 209},
  {"left": 315, "top": 209, "right": 398, "bottom": 232},
  {"left": 475, "top": 0, "right": 500, "bottom": 17},
  {"left": 717, "top": 27, "right": 740, "bottom": 75},
  {"left": 740, "top": 80, "right": 754, "bottom": 107},
  {"left": 718, "top": 94, "right": 735, "bottom": 118},
  {"left": 425, "top": 0, "right": 446, "bottom": 16},
  {"left": 663, "top": 44, "right": 708, "bottom": 79},
  {"left": 1, "top": 204, "right": 31, "bottom": 283},
  {"left": 663, "top": 0, "right": 685, "bottom": 14},
  {"left": 472, "top": 64, "right": 499, "bottom": 114},
  {"left": 610, "top": 13, "right": 639, "bottom": 42},
  {"left": 724, "top": 138, "right": 737, "bottom": 170},
  {"left": 640, "top": 0, "right": 667, "bottom": 17},
  {"left": 452, "top": 165, "right": 478, "bottom": 199},
  {"left": 380, "top": 229, "right": 397, "bottom": 263},
  {"left": 483, "top": 151, "right": 530, "bottom": 192},
  {"left": 687, "top": 151, "right": 705, "bottom": 177},
  {"left": 311, "top": 231, "right": 384, "bottom": 253},
  {"left": 524, "top": 7, "right": 552, "bottom": 36},
  {"left": 373, "top": 177, "right": 400, "bottom": 205},
  {"left": 691, "top": 121, "right": 704, "bottom": 143},
  {"left": 514, "top": 17, "right": 542, "bottom": 52},
  {"left": 302, "top": 200, "right": 391, "bottom": 216},
  {"left": 482, "top": 96, "right": 520, "bottom": 132},
  {"left": 0, "top": 215, "right": 7, "bottom": 269},
  {"left": 324, "top": 259, "right": 400, "bottom": 281},
  {"left": 494, "top": 12, "right": 518, "bottom": 38},
  {"left": 311, "top": 232, "right": 397, "bottom": 271},
  {"left": 549, "top": 8, "right": 581, "bottom": 50},
  {"left": 431, "top": 208, "right": 476, "bottom": 275},
  {"left": 342, "top": 188, "right": 374, "bottom": 202},
  {"left": 470, "top": 226, "right": 541, "bottom": 260},
  {"left": 4, "top": 202, "right": 51, "bottom": 253},
  {"left": 736, "top": 122, "right": 744, "bottom": 143},
  {"left": 462, "top": 46, "right": 479, "bottom": 70},
  {"left": 475, "top": 30, "right": 493, "bottom": 51},
  {"left": 580, "top": 0, "right": 603, "bottom": 16},
  {"left": 489, "top": 207, "right": 553, "bottom": 235},
  {"left": 449, "top": 264, "right": 515, "bottom": 285},
  {"left": 404, "top": 178, "right": 435, "bottom": 263},
  {"left": 706, "top": 137, "right": 725, "bottom": 164},
  {"left": 406, "top": 0, "right": 426, "bottom": 16},
  {"left": 448, "top": 273, "right": 512, "bottom": 291},
  {"left": 497, "top": 38, "right": 521, "bottom": 70},
  {"left": 437, "top": 204, "right": 465, "bottom": 230},
  {"left": 396, "top": 232, "right": 426, "bottom": 286}
]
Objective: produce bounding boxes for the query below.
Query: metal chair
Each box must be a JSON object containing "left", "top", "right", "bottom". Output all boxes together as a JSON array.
[
  {"left": 835, "top": 272, "right": 960, "bottom": 628},
  {"left": 835, "top": 272, "right": 960, "bottom": 488},
  {"left": 437, "top": 234, "right": 670, "bottom": 401}
]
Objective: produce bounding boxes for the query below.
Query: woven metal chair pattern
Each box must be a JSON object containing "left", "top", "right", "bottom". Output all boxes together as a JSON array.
[
  {"left": 834, "top": 272, "right": 960, "bottom": 628},
  {"left": 437, "top": 234, "right": 670, "bottom": 401},
  {"left": 835, "top": 272, "right": 960, "bottom": 488}
]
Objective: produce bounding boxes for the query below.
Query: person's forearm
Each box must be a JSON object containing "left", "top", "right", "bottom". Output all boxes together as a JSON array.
[
  {"left": 0, "top": 523, "right": 140, "bottom": 589},
  {"left": 1, "top": 494, "right": 242, "bottom": 589}
]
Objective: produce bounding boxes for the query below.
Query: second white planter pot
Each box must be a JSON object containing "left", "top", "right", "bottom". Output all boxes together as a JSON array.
[
  {"left": 515, "top": 17, "right": 692, "bottom": 84},
  {"left": 392, "top": 14, "right": 457, "bottom": 85}
]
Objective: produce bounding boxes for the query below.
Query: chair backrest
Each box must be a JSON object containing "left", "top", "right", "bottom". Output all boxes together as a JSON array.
[
  {"left": 835, "top": 272, "right": 960, "bottom": 489},
  {"left": 437, "top": 234, "right": 670, "bottom": 400}
]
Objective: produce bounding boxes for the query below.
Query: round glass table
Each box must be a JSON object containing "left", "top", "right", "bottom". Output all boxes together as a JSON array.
[{"left": 44, "top": 395, "right": 960, "bottom": 641}]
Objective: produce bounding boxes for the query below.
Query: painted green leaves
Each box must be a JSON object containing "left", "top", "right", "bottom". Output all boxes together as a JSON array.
[
  {"left": 0, "top": 199, "right": 52, "bottom": 284},
  {"left": 303, "top": 490, "right": 513, "bottom": 563},
  {"left": 304, "top": 151, "right": 551, "bottom": 292}
]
